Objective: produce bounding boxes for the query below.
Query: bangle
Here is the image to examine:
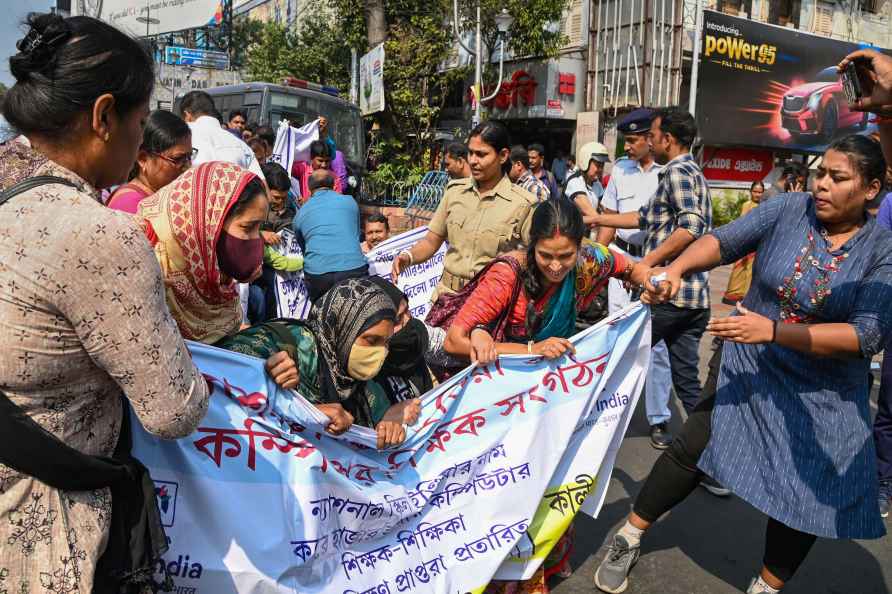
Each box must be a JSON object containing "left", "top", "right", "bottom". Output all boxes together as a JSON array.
[
  {"left": 771, "top": 320, "right": 778, "bottom": 343},
  {"left": 527, "top": 340, "right": 534, "bottom": 354},
  {"left": 471, "top": 324, "right": 490, "bottom": 336},
  {"left": 400, "top": 250, "right": 414, "bottom": 265},
  {"left": 621, "top": 261, "right": 634, "bottom": 282}
]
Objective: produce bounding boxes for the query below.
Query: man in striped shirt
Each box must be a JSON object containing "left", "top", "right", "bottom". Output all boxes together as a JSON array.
[{"left": 508, "top": 145, "right": 551, "bottom": 202}]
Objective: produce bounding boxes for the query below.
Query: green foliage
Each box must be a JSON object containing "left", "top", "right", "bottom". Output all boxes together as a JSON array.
[
  {"left": 474, "top": 0, "right": 570, "bottom": 64},
  {"left": 241, "top": 12, "right": 352, "bottom": 92},
  {"left": 231, "top": 18, "right": 264, "bottom": 68},
  {"left": 712, "top": 189, "right": 749, "bottom": 227}
]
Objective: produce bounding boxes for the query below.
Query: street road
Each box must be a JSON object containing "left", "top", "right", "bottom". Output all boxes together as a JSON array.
[{"left": 552, "top": 265, "right": 892, "bottom": 594}]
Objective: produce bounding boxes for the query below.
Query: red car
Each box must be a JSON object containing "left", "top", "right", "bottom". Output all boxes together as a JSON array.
[{"left": 780, "top": 66, "right": 868, "bottom": 142}]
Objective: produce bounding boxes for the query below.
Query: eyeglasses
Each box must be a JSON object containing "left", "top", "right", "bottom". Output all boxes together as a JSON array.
[{"left": 152, "top": 148, "right": 198, "bottom": 168}]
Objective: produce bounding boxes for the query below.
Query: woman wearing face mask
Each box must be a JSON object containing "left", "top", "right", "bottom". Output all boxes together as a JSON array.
[
  {"left": 138, "top": 161, "right": 299, "bottom": 390},
  {"left": 721, "top": 180, "right": 765, "bottom": 305},
  {"left": 108, "top": 109, "right": 193, "bottom": 213},
  {"left": 594, "top": 135, "right": 892, "bottom": 594},
  {"left": 219, "top": 278, "right": 413, "bottom": 448}
]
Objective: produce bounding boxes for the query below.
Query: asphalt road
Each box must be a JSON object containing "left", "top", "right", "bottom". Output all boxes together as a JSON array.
[{"left": 552, "top": 266, "right": 892, "bottom": 594}]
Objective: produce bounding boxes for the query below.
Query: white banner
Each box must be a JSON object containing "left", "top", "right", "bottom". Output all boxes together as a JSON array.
[
  {"left": 360, "top": 43, "right": 386, "bottom": 116},
  {"left": 73, "top": 0, "right": 221, "bottom": 37},
  {"left": 273, "top": 226, "right": 446, "bottom": 320},
  {"left": 134, "top": 303, "right": 650, "bottom": 593}
]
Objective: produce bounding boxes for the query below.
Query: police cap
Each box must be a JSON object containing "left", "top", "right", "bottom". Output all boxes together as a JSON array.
[{"left": 617, "top": 108, "right": 655, "bottom": 135}]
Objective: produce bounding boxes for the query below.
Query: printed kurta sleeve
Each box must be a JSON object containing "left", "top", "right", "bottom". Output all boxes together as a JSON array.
[
  {"left": 711, "top": 194, "right": 786, "bottom": 264},
  {"left": 54, "top": 214, "right": 209, "bottom": 438},
  {"left": 576, "top": 241, "right": 628, "bottom": 310},
  {"left": 666, "top": 168, "right": 709, "bottom": 240},
  {"left": 849, "top": 254, "right": 892, "bottom": 357},
  {"left": 452, "top": 262, "right": 520, "bottom": 333}
]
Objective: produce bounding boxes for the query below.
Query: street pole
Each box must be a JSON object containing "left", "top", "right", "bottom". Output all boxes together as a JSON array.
[
  {"left": 473, "top": 0, "right": 482, "bottom": 127},
  {"left": 689, "top": 0, "right": 703, "bottom": 117}
]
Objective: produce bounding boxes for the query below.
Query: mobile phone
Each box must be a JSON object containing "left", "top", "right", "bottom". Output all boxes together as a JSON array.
[{"left": 841, "top": 61, "right": 863, "bottom": 104}]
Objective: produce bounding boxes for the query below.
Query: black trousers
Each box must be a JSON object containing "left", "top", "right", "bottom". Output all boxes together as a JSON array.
[
  {"left": 304, "top": 264, "right": 369, "bottom": 303},
  {"left": 650, "top": 303, "right": 709, "bottom": 412},
  {"left": 633, "top": 341, "right": 818, "bottom": 583}
]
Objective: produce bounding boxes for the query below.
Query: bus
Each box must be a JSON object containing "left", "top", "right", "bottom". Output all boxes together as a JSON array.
[{"left": 197, "top": 79, "right": 365, "bottom": 187}]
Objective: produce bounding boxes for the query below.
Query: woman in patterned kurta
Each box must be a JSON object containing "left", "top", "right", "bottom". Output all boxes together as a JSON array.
[
  {"left": 444, "top": 200, "right": 648, "bottom": 594},
  {"left": 595, "top": 136, "right": 892, "bottom": 594},
  {"left": 0, "top": 13, "right": 210, "bottom": 593}
]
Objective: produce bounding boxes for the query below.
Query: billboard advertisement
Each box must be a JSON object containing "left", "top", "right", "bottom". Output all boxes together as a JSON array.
[
  {"left": 696, "top": 10, "right": 888, "bottom": 154},
  {"left": 702, "top": 147, "right": 774, "bottom": 186},
  {"left": 73, "top": 0, "right": 222, "bottom": 37}
]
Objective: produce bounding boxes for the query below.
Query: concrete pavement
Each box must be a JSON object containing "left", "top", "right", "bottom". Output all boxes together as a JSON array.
[{"left": 552, "top": 266, "right": 892, "bottom": 594}]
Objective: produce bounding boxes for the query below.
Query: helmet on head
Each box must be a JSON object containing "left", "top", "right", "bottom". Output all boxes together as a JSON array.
[{"left": 578, "top": 141, "right": 610, "bottom": 166}]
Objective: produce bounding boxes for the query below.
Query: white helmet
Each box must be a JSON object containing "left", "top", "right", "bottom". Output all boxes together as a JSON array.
[{"left": 578, "top": 141, "right": 610, "bottom": 165}]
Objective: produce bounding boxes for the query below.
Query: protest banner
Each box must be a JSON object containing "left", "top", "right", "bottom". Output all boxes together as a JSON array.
[
  {"left": 133, "top": 303, "right": 650, "bottom": 593},
  {"left": 365, "top": 227, "right": 448, "bottom": 320},
  {"left": 273, "top": 226, "right": 447, "bottom": 320}
]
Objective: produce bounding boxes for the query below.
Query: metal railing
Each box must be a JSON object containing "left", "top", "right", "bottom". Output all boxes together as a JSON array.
[{"left": 359, "top": 171, "right": 449, "bottom": 224}]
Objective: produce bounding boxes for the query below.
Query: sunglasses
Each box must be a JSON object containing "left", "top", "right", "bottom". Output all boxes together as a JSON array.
[{"left": 152, "top": 148, "right": 198, "bottom": 168}]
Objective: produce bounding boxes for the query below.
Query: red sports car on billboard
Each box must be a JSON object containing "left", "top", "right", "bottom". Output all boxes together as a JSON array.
[{"left": 780, "top": 67, "right": 868, "bottom": 142}]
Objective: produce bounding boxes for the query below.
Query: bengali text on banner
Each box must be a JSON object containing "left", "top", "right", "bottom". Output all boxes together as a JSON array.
[{"left": 133, "top": 303, "right": 650, "bottom": 593}]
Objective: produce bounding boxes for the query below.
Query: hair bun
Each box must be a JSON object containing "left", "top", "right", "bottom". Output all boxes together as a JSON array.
[{"left": 10, "top": 13, "right": 72, "bottom": 81}]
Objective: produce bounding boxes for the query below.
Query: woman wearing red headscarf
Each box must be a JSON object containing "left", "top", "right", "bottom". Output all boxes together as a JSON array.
[{"left": 138, "top": 161, "right": 298, "bottom": 389}]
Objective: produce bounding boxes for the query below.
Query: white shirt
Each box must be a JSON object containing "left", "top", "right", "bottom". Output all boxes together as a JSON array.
[
  {"left": 600, "top": 157, "right": 663, "bottom": 245},
  {"left": 188, "top": 115, "right": 263, "bottom": 177},
  {"left": 564, "top": 171, "right": 604, "bottom": 211}
]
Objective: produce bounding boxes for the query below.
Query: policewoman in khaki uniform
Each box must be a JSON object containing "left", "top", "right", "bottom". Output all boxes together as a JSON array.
[{"left": 392, "top": 121, "right": 538, "bottom": 298}]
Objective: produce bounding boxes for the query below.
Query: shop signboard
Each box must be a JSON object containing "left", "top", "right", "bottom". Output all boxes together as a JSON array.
[
  {"left": 165, "top": 46, "right": 229, "bottom": 70},
  {"left": 702, "top": 147, "right": 774, "bottom": 185},
  {"left": 73, "top": 0, "right": 222, "bottom": 36},
  {"left": 696, "top": 10, "right": 889, "bottom": 154}
]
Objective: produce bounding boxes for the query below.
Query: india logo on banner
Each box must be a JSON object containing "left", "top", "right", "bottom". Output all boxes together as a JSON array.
[
  {"left": 132, "top": 303, "right": 650, "bottom": 593},
  {"left": 274, "top": 226, "right": 447, "bottom": 320}
]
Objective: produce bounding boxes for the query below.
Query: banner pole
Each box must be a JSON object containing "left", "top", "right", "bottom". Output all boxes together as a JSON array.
[{"left": 689, "top": 0, "right": 703, "bottom": 117}]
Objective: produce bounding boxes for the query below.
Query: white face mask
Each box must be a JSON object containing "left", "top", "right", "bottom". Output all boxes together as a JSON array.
[{"left": 347, "top": 343, "right": 389, "bottom": 381}]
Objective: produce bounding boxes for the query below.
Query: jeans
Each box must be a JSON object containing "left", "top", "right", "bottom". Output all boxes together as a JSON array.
[
  {"left": 305, "top": 264, "right": 369, "bottom": 303},
  {"left": 608, "top": 276, "right": 673, "bottom": 426},
  {"left": 650, "top": 303, "right": 709, "bottom": 413},
  {"left": 246, "top": 285, "right": 266, "bottom": 325},
  {"left": 874, "top": 352, "right": 892, "bottom": 481},
  {"left": 634, "top": 341, "right": 817, "bottom": 583}
]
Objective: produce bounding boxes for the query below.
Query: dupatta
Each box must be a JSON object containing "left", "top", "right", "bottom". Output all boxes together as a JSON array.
[{"left": 137, "top": 162, "right": 257, "bottom": 344}]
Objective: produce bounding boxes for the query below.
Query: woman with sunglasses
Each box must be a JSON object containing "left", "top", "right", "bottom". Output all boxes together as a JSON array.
[{"left": 108, "top": 109, "right": 194, "bottom": 213}]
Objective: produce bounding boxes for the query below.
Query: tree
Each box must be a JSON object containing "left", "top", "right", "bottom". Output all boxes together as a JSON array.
[{"left": 242, "top": 12, "right": 352, "bottom": 93}]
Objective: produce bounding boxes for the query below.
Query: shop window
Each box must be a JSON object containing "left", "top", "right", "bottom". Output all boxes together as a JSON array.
[{"left": 767, "top": 0, "right": 801, "bottom": 27}]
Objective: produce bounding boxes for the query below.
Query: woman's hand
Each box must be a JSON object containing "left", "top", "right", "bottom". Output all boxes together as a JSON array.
[
  {"left": 315, "top": 403, "right": 354, "bottom": 435},
  {"left": 380, "top": 398, "right": 421, "bottom": 426},
  {"left": 627, "top": 262, "right": 652, "bottom": 289},
  {"left": 642, "top": 266, "right": 681, "bottom": 304},
  {"left": 265, "top": 351, "right": 299, "bottom": 390},
  {"left": 707, "top": 304, "right": 774, "bottom": 344},
  {"left": 261, "top": 230, "right": 281, "bottom": 246},
  {"left": 470, "top": 328, "right": 498, "bottom": 365},
  {"left": 391, "top": 251, "right": 411, "bottom": 282},
  {"left": 533, "top": 337, "right": 575, "bottom": 359},
  {"left": 375, "top": 420, "right": 407, "bottom": 449},
  {"left": 839, "top": 49, "right": 892, "bottom": 114}
]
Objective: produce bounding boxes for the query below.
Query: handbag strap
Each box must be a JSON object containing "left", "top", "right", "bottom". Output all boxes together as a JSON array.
[{"left": 0, "top": 175, "right": 80, "bottom": 208}]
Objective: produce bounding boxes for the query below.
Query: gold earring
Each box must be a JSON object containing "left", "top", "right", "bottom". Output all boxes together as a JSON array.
[{"left": 104, "top": 133, "right": 110, "bottom": 142}]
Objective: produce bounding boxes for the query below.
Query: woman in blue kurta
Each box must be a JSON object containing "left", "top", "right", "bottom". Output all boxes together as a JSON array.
[{"left": 594, "top": 134, "right": 892, "bottom": 594}]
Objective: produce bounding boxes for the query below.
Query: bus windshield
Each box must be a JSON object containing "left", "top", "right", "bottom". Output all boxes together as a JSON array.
[{"left": 269, "top": 91, "right": 364, "bottom": 164}]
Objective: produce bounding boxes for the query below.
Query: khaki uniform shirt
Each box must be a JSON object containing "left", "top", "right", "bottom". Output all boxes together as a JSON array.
[{"left": 429, "top": 175, "right": 537, "bottom": 297}]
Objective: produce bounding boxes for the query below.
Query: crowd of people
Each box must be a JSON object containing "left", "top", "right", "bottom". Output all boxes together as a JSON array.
[{"left": 1, "top": 10, "right": 892, "bottom": 594}]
